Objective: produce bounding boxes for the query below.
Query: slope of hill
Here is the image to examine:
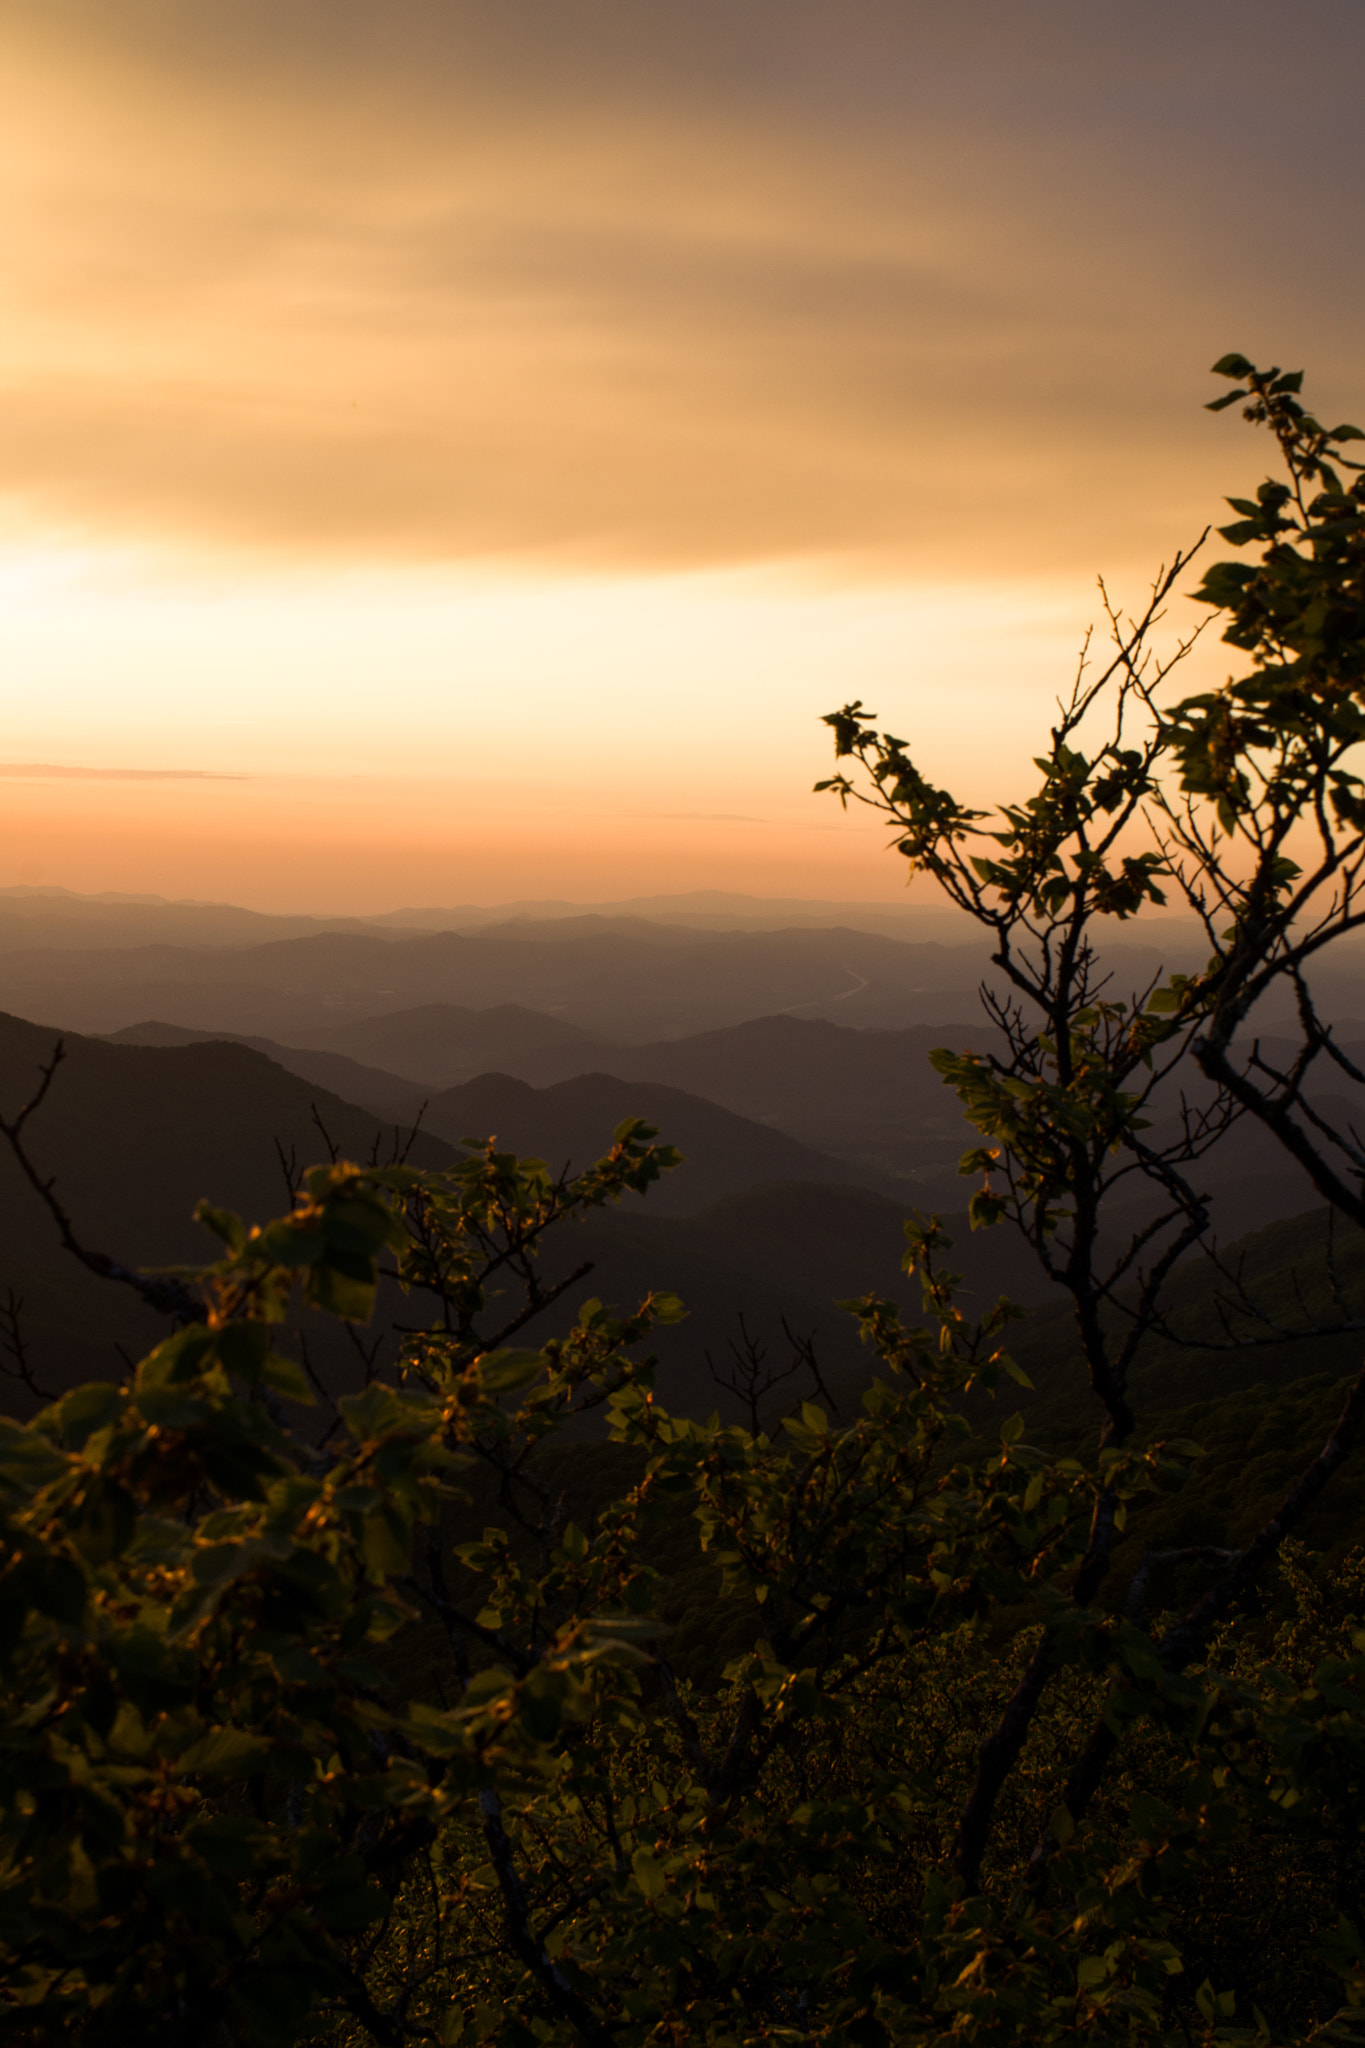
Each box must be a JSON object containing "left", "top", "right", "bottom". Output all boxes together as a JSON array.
[
  {"left": 102, "top": 1003, "right": 1365, "bottom": 1234},
  {"left": 417, "top": 1071, "right": 908, "bottom": 1214},
  {"left": 291, "top": 1002, "right": 993, "bottom": 1193},
  {"left": 0, "top": 1012, "right": 455, "bottom": 1259},
  {"left": 0, "top": 1012, "right": 921, "bottom": 1409},
  {"left": 104, "top": 1004, "right": 1019, "bottom": 1201},
  {"left": 1040, "top": 1204, "right": 1365, "bottom": 1430},
  {"left": 498, "top": 1011, "right": 994, "bottom": 1180},
  {"left": 9, "top": 990, "right": 1365, "bottom": 1467},
  {"left": 101, "top": 1021, "right": 921, "bottom": 1215},
  {"left": 0, "top": 1011, "right": 458, "bottom": 1391},
  {"left": 299, "top": 1003, "right": 600, "bottom": 1085},
  {"left": 105, "top": 1021, "right": 430, "bottom": 1121},
  {"left": 281, "top": 1007, "right": 1361, "bottom": 1228}
]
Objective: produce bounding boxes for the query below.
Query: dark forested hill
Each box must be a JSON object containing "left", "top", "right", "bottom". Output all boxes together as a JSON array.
[
  {"left": 106, "top": 1020, "right": 431, "bottom": 1121},
  {"left": 111, "top": 1005, "right": 606, "bottom": 1097},
  {"left": 0, "top": 1013, "right": 453, "bottom": 1267},
  {"left": 109, "top": 1005, "right": 1361, "bottom": 1233},
  {"left": 490, "top": 1012, "right": 996, "bottom": 1182},
  {"left": 0, "top": 1011, "right": 457, "bottom": 1389},
  {"left": 417, "top": 1070, "right": 908, "bottom": 1213},
  {"left": 0, "top": 1012, "right": 923, "bottom": 1406},
  {"left": 8, "top": 1002, "right": 1365, "bottom": 1514}
]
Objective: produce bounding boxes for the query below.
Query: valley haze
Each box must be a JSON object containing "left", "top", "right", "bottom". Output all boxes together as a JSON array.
[{"left": 2, "top": 883, "right": 1361, "bottom": 1432}]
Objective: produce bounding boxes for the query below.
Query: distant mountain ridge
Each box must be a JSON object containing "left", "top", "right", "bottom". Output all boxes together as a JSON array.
[
  {"left": 104, "top": 1020, "right": 432, "bottom": 1121},
  {"left": 105, "top": 1017, "right": 906, "bottom": 1213},
  {"left": 416, "top": 1070, "right": 906, "bottom": 1213},
  {"left": 0, "top": 920, "right": 997, "bottom": 1039},
  {"left": 0, "top": 883, "right": 987, "bottom": 945},
  {"left": 109, "top": 1006, "right": 997, "bottom": 1198},
  {"left": 107, "top": 1003, "right": 1365, "bottom": 1234}
]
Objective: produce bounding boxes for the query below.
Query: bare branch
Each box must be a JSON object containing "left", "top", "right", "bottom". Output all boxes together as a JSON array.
[
  {"left": 0, "top": 1040, "right": 206, "bottom": 1326},
  {"left": 0, "top": 1286, "right": 57, "bottom": 1404}
]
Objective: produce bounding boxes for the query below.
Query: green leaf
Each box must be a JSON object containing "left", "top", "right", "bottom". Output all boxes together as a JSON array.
[
  {"left": 632, "top": 1848, "right": 666, "bottom": 1901},
  {"left": 183, "top": 1814, "right": 267, "bottom": 1878},
  {"left": 308, "top": 1252, "right": 377, "bottom": 1322},
  {"left": 194, "top": 1201, "right": 247, "bottom": 1252},
  {"left": 480, "top": 1348, "right": 544, "bottom": 1393},
  {"left": 214, "top": 1321, "right": 273, "bottom": 1384},
  {"left": 178, "top": 1725, "right": 271, "bottom": 1777},
  {"left": 139, "top": 1325, "right": 217, "bottom": 1388},
  {"left": 68, "top": 1478, "right": 137, "bottom": 1565},
  {"left": 56, "top": 1381, "right": 123, "bottom": 1448},
  {"left": 259, "top": 1351, "right": 315, "bottom": 1403},
  {"left": 191, "top": 1541, "right": 254, "bottom": 1588}
]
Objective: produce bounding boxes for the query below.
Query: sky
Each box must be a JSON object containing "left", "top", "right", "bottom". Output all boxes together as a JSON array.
[{"left": 3, "top": 0, "right": 1365, "bottom": 912}]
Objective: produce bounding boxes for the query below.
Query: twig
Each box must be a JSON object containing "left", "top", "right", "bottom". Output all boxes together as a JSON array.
[
  {"left": 310, "top": 1103, "right": 340, "bottom": 1165},
  {"left": 0, "top": 1287, "right": 57, "bottom": 1403},
  {"left": 0, "top": 1041, "right": 206, "bottom": 1325},
  {"left": 273, "top": 1135, "right": 301, "bottom": 1206}
]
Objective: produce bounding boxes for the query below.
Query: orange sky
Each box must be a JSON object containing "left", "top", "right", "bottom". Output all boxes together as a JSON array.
[{"left": 3, "top": 1, "right": 1364, "bottom": 912}]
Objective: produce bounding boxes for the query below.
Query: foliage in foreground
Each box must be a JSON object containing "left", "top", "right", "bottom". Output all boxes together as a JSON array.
[{"left": 7, "top": 1145, "right": 1365, "bottom": 2047}]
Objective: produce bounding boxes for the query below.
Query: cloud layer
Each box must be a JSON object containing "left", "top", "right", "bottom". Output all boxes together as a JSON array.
[{"left": 5, "top": 0, "right": 1365, "bottom": 575}]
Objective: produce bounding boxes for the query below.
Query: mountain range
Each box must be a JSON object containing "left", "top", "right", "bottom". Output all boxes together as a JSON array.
[
  {"left": 0, "top": 918, "right": 995, "bottom": 1040},
  {"left": 0, "top": 1009, "right": 979, "bottom": 1415},
  {"left": 108, "top": 1002, "right": 1348, "bottom": 1241},
  {"left": 3, "top": 884, "right": 1364, "bottom": 1449}
]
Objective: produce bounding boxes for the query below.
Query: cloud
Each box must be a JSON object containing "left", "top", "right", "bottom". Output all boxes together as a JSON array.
[
  {"left": 2, "top": 2, "right": 1365, "bottom": 574},
  {"left": 0, "top": 763, "right": 245, "bottom": 781}
]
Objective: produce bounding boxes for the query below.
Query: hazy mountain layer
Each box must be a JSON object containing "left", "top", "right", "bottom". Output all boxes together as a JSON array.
[
  {"left": 0, "top": 920, "right": 994, "bottom": 1039},
  {"left": 0, "top": 1011, "right": 920, "bottom": 1408},
  {"left": 107, "top": 1009, "right": 984, "bottom": 1207},
  {"left": 0, "top": 883, "right": 984, "bottom": 947},
  {"left": 106, "top": 1020, "right": 431, "bottom": 1120},
  {"left": 417, "top": 1070, "right": 907, "bottom": 1214},
  {"left": 4, "top": 1004, "right": 1364, "bottom": 1453},
  {"left": 106, "top": 1001, "right": 1361, "bottom": 1236},
  {"left": 0, "top": 888, "right": 398, "bottom": 953},
  {"left": 302, "top": 1003, "right": 598, "bottom": 1083}
]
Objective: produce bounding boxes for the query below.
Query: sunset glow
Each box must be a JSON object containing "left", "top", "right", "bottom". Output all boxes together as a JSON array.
[{"left": 4, "top": 0, "right": 1364, "bottom": 909}]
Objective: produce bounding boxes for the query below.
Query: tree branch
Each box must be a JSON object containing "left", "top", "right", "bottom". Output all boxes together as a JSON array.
[{"left": 0, "top": 1040, "right": 207, "bottom": 1326}]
